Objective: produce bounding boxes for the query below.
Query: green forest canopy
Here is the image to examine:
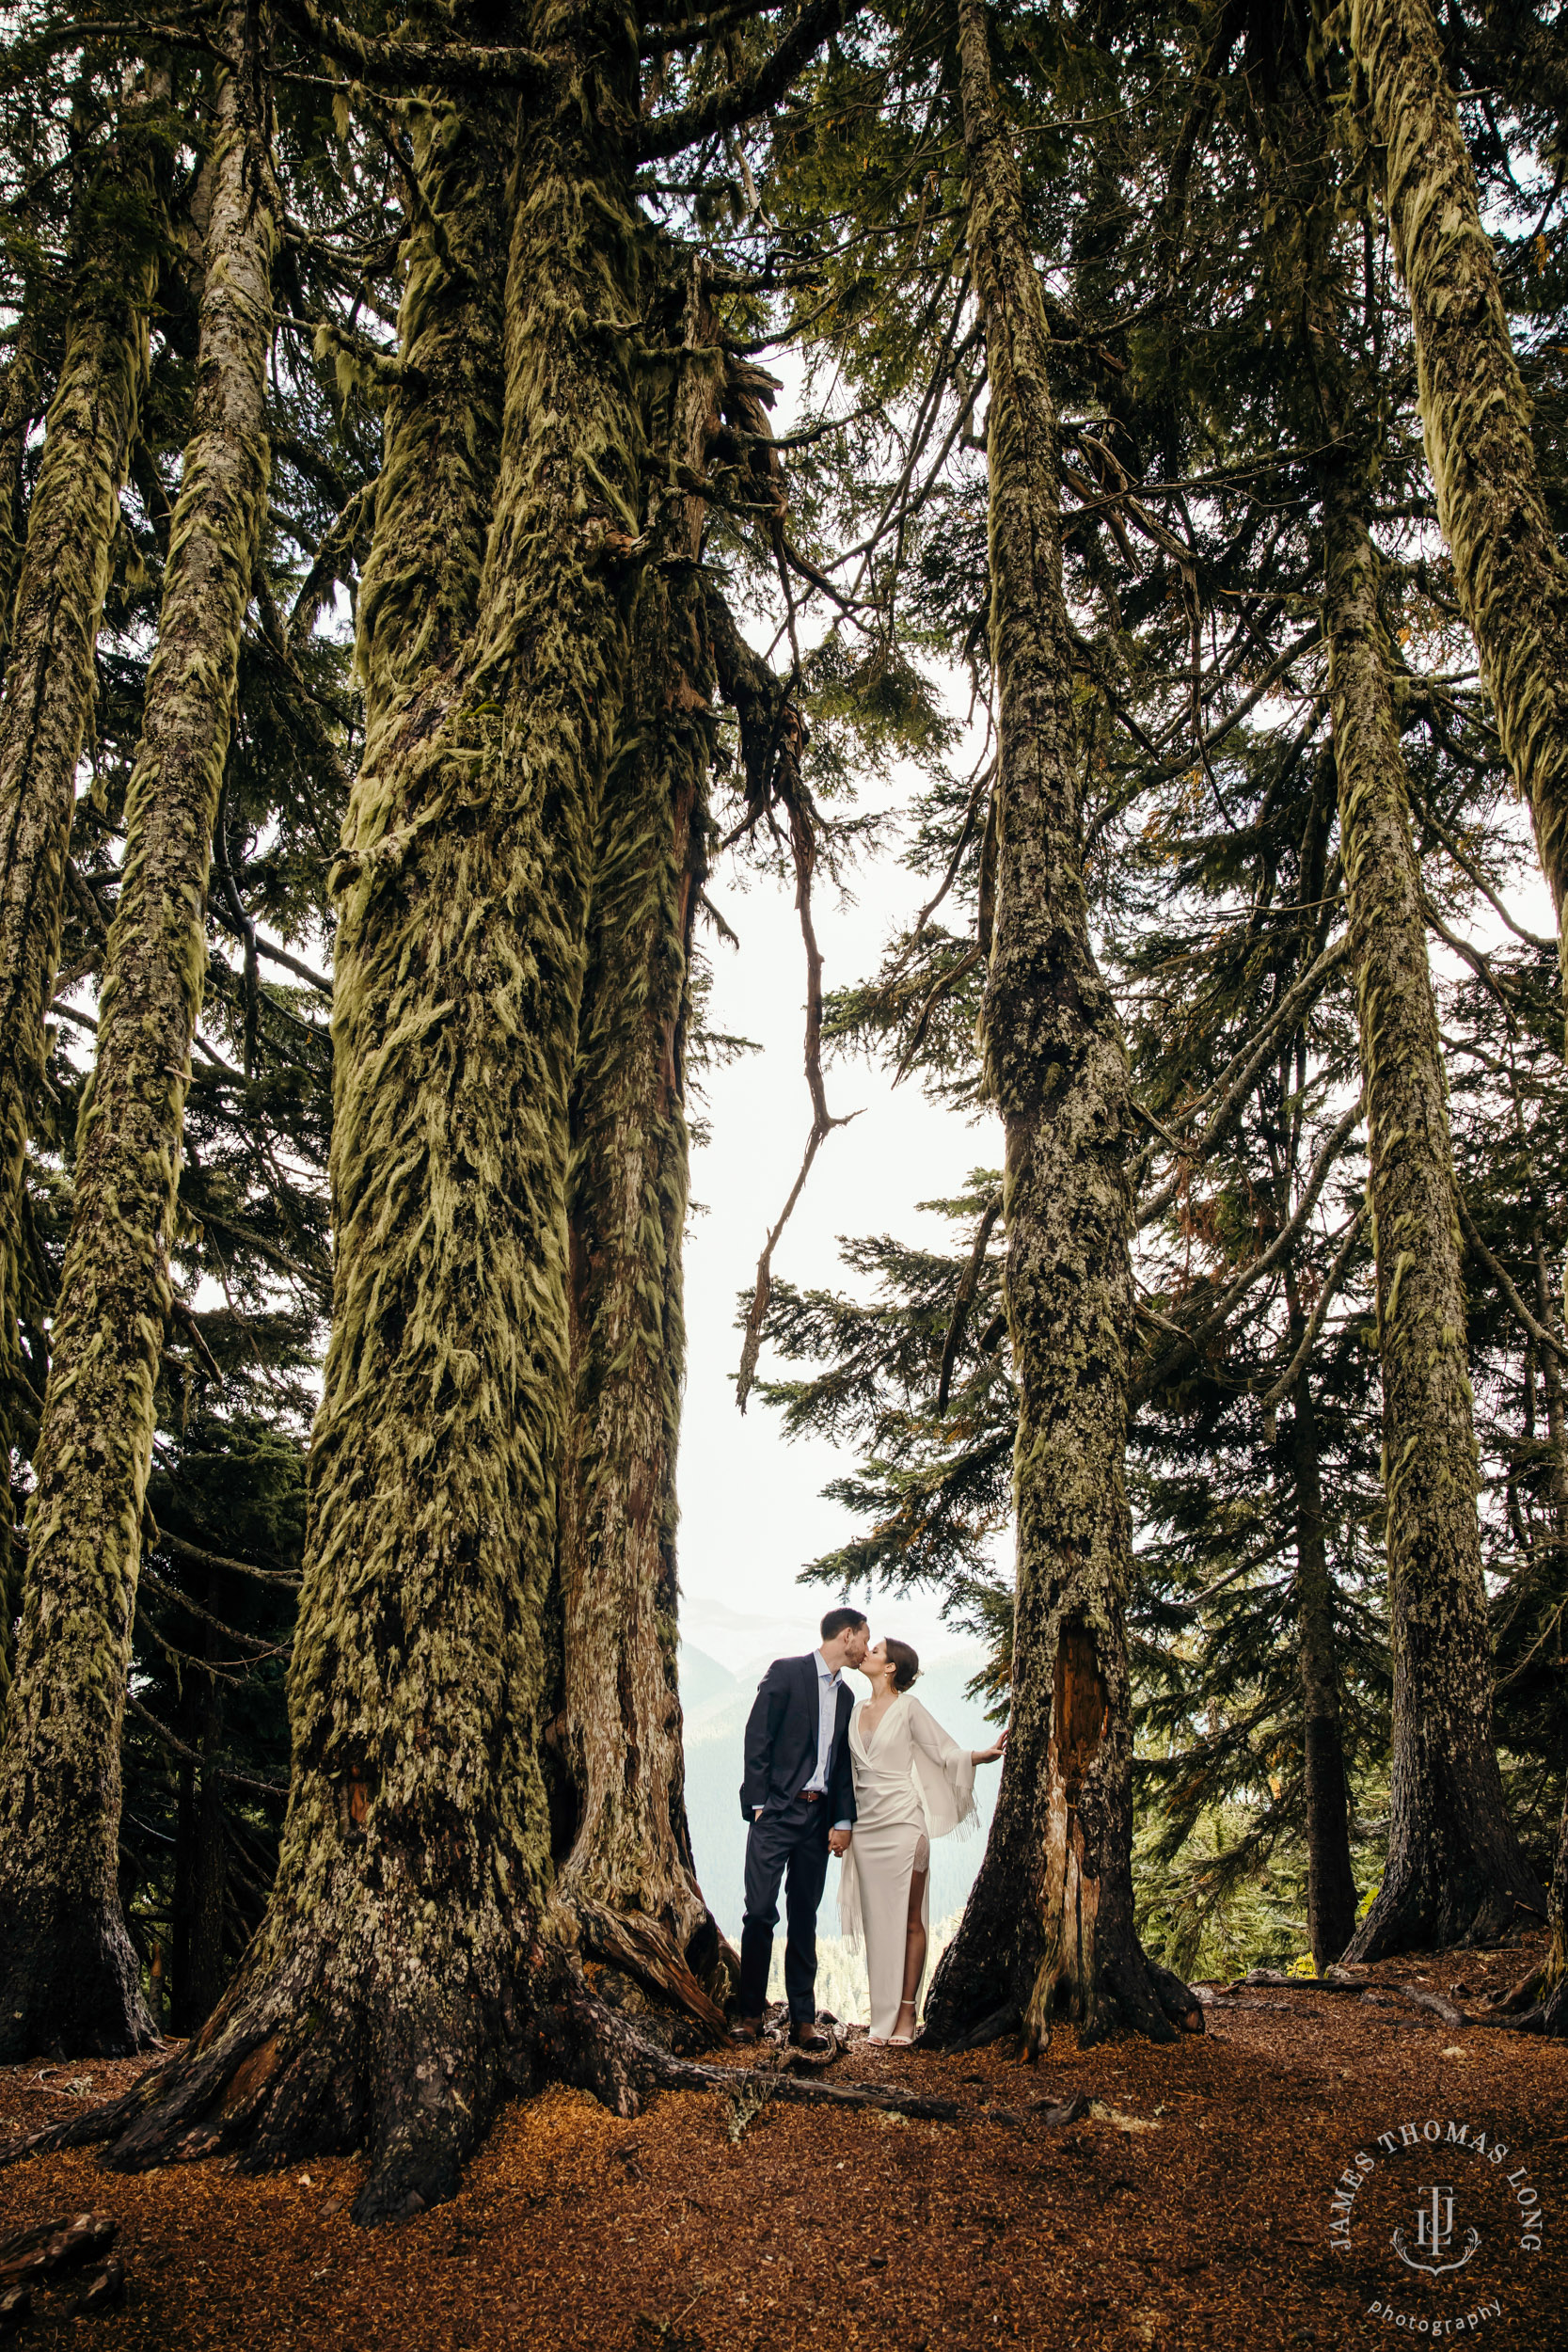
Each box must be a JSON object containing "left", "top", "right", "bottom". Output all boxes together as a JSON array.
[{"left": 0, "top": 0, "right": 1564, "bottom": 2221}]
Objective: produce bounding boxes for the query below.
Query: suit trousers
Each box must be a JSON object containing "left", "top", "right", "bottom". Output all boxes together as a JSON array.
[{"left": 738, "top": 1796, "right": 831, "bottom": 2023}]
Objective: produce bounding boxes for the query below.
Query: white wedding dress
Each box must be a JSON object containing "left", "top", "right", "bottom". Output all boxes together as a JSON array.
[{"left": 839, "top": 1692, "right": 977, "bottom": 2040}]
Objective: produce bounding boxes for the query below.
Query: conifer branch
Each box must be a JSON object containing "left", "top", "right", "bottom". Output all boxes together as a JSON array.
[
  {"left": 1131, "top": 1100, "right": 1365, "bottom": 1404},
  {"left": 640, "top": 0, "right": 780, "bottom": 56},
  {"left": 936, "top": 1190, "right": 1004, "bottom": 1414},
  {"left": 893, "top": 944, "right": 982, "bottom": 1084},
  {"left": 274, "top": 0, "right": 546, "bottom": 89},
  {"left": 155, "top": 1526, "right": 304, "bottom": 1592},
  {"left": 1135, "top": 933, "right": 1354, "bottom": 1228},
  {"left": 1457, "top": 1195, "right": 1568, "bottom": 1366},
  {"left": 912, "top": 751, "right": 994, "bottom": 935},
  {"left": 638, "top": 0, "right": 853, "bottom": 160},
  {"left": 1257, "top": 1208, "right": 1367, "bottom": 1409},
  {"left": 139, "top": 1568, "right": 292, "bottom": 1658}
]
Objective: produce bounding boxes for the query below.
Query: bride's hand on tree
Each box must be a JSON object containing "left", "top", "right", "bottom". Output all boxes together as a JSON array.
[{"left": 971, "top": 1728, "right": 1008, "bottom": 1766}]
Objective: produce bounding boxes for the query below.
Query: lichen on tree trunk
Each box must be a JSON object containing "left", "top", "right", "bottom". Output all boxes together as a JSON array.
[
  {"left": 1344, "top": 0, "right": 1568, "bottom": 982},
  {"left": 554, "top": 266, "right": 730, "bottom": 2023},
  {"left": 922, "top": 0, "right": 1199, "bottom": 2055},
  {"left": 45, "top": 0, "right": 718, "bottom": 2221},
  {"left": 0, "top": 112, "right": 161, "bottom": 1648},
  {"left": 1322, "top": 478, "right": 1544, "bottom": 1958},
  {"left": 0, "top": 13, "right": 280, "bottom": 2065},
  {"left": 1291, "top": 1360, "right": 1359, "bottom": 1971},
  {"left": 0, "top": 294, "right": 43, "bottom": 683},
  {"left": 1520, "top": 1797, "right": 1568, "bottom": 2031}
]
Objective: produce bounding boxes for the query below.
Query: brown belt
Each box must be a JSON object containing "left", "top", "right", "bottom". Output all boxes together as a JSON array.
[{"left": 799, "top": 1789, "right": 824, "bottom": 1803}]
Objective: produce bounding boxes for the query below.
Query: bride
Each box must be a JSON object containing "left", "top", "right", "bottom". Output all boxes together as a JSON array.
[{"left": 839, "top": 1637, "right": 1006, "bottom": 2044}]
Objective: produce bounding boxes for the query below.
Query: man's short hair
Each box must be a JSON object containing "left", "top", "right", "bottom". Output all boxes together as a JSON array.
[{"left": 820, "top": 1605, "right": 869, "bottom": 1643}]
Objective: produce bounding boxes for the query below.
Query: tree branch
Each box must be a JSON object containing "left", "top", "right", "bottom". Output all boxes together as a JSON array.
[
  {"left": 1257, "top": 1207, "right": 1366, "bottom": 1409},
  {"left": 937, "top": 1191, "right": 1004, "bottom": 1413},
  {"left": 1135, "top": 933, "right": 1354, "bottom": 1229},
  {"left": 638, "top": 0, "right": 854, "bottom": 161},
  {"left": 1131, "top": 1100, "right": 1364, "bottom": 1404},
  {"left": 1457, "top": 1194, "right": 1568, "bottom": 1365}
]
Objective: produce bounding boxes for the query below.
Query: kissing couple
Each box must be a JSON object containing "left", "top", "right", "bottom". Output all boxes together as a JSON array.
[{"left": 731, "top": 1606, "right": 1006, "bottom": 2049}]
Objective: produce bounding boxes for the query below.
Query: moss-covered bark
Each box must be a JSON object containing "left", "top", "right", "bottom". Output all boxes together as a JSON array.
[
  {"left": 1532, "top": 1798, "right": 1568, "bottom": 2028},
  {"left": 1291, "top": 1363, "right": 1359, "bottom": 1970},
  {"left": 0, "top": 297, "right": 44, "bottom": 676},
  {"left": 58, "top": 0, "right": 701, "bottom": 2220},
  {"left": 922, "top": 0, "right": 1198, "bottom": 2055},
  {"left": 0, "top": 14, "right": 280, "bottom": 2064},
  {"left": 1345, "top": 0, "right": 1568, "bottom": 972},
  {"left": 555, "top": 274, "right": 729, "bottom": 2023},
  {"left": 0, "top": 112, "right": 160, "bottom": 1748},
  {"left": 1323, "top": 481, "right": 1543, "bottom": 1958}
]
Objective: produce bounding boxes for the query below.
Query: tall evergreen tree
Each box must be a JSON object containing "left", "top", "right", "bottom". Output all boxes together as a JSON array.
[
  {"left": 0, "top": 70, "right": 166, "bottom": 1721},
  {"left": 1338, "top": 0, "right": 1568, "bottom": 971},
  {"left": 0, "top": 0, "right": 283, "bottom": 2060},
  {"left": 1322, "top": 472, "right": 1541, "bottom": 1952},
  {"left": 921, "top": 0, "right": 1197, "bottom": 2051},
  {"left": 27, "top": 0, "right": 863, "bottom": 2218},
  {"left": 554, "top": 269, "right": 728, "bottom": 2012}
]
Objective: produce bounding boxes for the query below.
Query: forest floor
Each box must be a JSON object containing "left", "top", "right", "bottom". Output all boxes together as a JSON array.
[{"left": 0, "top": 1931, "right": 1563, "bottom": 2352}]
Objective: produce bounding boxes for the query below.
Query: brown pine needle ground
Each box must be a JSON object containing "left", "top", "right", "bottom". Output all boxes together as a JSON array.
[{"left": 1, "top": 1932, "right": 1562, "bottom": 2351}]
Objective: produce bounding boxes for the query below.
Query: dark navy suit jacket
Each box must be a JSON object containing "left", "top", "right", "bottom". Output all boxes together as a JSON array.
[{"left": 738, "top": 1653, "right": 857, "bottom": 1824}]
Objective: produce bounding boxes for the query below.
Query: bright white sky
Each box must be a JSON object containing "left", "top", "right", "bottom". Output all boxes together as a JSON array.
[
  {"left": 673, "top": 341, "right": 1000, "bottom": 1677},
  {"left": 676, "top": 825, "right": 997, "bottom": 1672}
]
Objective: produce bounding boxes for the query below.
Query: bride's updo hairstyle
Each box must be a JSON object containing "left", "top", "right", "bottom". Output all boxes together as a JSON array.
[{"left": 885, "top": 1638, "right": 920, "bottom": 1692}]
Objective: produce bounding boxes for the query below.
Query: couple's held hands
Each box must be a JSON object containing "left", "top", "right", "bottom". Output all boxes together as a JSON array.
[
  {"left": 971, "top": 1726, "right": 1009, "bottom": 1767},
  {"left": 752, "top": 1806, "right": 852, "bottom": 1855}
]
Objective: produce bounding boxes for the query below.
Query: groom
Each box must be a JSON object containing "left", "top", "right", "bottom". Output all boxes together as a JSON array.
[{"left": 731, "top": 1606, "right": 869, "bottom": 2049}]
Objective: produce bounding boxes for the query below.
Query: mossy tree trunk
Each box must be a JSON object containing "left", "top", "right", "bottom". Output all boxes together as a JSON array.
[
  {"left": 1529, "top": 1800, "right": 1568, "bottom": 2029},
  {"left": 1322, "top": 479, "right": 1544, "bottom": 1959},
  {"left": 922, "top": 0, "right": 1199, "bottom": 2054},
  {"left": 0, "top": 14, "right": 280, "bottom": 2064},
  {"left": 0, "top": 295, "right": 44, "bottom": 677},
  {"left": 0, "top": 114, "right": 161, "bottom": 1744},
  {"left": 555, "top": 270, "right": 730, "bottom": 2024},
  {"left": 1290, "top": 1355, "right": 1359, "bottom": 1970},
  {"left": 64, "top": 1, "right": 715, "bottom": 2221},
  {"left": 1345, "top": 0, "right": 1568, "bottom": 973}
]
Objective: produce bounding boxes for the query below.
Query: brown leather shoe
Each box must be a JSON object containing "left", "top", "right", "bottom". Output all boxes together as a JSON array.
[
  {"left": 787, "top": 2022, "right": 832, "bottom": 2052},
  {"left": 728, "top": 2017, "right": 764, "bottom": 2044}
]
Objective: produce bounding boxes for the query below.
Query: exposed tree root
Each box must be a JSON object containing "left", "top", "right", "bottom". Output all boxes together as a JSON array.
[
  {"left": 923, "top": 1942, "right": 1202, "bottom": 2057},
  {"left": 922, "top": 2003, "right": 1021, "bottom": 2055},
  {"left": 1227, "top": 1963, "right": 1568, "bottom": 2037},
  {"left": 1344, "top": 1859, "right": 1545, "bottom": 1965},
  {"left": 0, "top": 1956, "right": 964, "bottom": 2222},
  {"left": 1086, "top": 1950, "right": 1208, "bottom": 2046},
  {"left": 1477, "top": 1957, "right": 1568, "bottom": 2037},
  {"left": 574, "top": 1903, "right": 730, "bottom": 2038},
  {"left": 1496, "top": 1983, "right": 1568, "bottom": 2035}
]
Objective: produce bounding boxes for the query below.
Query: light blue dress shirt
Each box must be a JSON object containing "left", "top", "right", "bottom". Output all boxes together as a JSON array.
[{"left": 804, "top": 1647, "right": 852, "bottom": 1832}]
